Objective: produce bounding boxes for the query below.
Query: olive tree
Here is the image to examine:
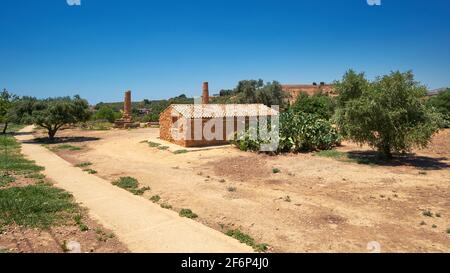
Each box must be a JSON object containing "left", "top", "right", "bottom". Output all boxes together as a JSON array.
[
  {"left": 32, "top": 96, "right": 91, "bottom": 140},
  {"left": 335, "top": 70, "right": 441, "bottom": 158}
]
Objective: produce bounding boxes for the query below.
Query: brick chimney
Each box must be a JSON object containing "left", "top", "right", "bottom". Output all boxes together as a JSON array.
[{"left": 202, "top": 82, "right": 209, "bottom": 104}]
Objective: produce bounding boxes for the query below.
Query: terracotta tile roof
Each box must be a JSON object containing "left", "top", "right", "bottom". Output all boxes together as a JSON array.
[{"left": 170, "top": 104, "right": 279, "bottom": 119}]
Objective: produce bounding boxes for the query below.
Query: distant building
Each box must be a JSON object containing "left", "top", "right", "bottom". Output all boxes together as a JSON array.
[{"left": 282, "top": 82, "right": 335, "bottom": 104}]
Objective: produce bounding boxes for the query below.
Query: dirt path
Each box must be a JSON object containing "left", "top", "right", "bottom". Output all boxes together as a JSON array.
[{"left": 15, "top": 126, "right": 252, "bottom": 253}]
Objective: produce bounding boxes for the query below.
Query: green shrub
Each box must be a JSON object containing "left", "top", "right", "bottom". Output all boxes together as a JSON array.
[
  {"left": 150, "top": 195, "right": 161, "bottom": 203},
  {"left": 293, "top": 92, "right": 335, "bottom": 120},
  {"left": 335, "top": 70, "right": 441, "bottom": 158},
  {"left": 179, "top": 209, "right": 198, "bottom": 219},
  {"left": 427, "top": 88, "right": 450, "bottom": 128},
  {"left": 112, "top": 177, "right": 139, "bottom": 190},
  {"left": 233, "top": 111, "right": 341, "bottom": 153}
]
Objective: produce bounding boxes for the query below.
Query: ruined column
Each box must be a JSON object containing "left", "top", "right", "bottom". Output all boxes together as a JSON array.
[
  {"left": 124, "top": 90, "right": 132, "bottom": 120},
  {"left": 202, "top": 82, "right": 209, "bottom": 104}
]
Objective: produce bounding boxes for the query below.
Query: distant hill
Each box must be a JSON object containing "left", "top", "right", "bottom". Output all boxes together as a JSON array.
[{"left": 428, "top": 88, "right": 448, "bottom": 96}]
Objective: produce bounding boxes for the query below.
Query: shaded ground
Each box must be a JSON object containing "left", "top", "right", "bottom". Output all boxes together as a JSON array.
[{"left": 37, "top": 127, "right": 450, "bottom": 253}]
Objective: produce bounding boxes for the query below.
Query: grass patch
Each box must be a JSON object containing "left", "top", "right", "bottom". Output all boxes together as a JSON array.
[
  {"left": 0, "top": 185, "right": 76, "bottom": 229},
  {"left": 54, "top": 144, "right": 82, "bottom": 151},
  {"left": 422, "top": 210, "right": 433, "bottom": 217},
  {"left": 160, "top": 203, "right": 172, "bottom": 209},
  {"left": 158, "top": 146, "right": 170, "bottom": 151},
  {"left": 83, "top": 169, "right": 97, "bottom": 174},
  {"left": 179, "top": 209, "right": 198, "bottom": 219},
  {"left": 315, "top": 150, "right": 347, "bottom": 159},
  {"left": 173, "top": 149, "right": 188, "bottom": 155},
  {"left": 0, "top": 173, "right": 16, "bottom": 187},
  {"left": 74, "top": 214, "right": 89, "bottom": 232},
  {"left": 112, "top": 177, "right": 150, "bottom": 196},
  {"left": 226, "top": 229, "right": 269, "bottom": 252},
  {"left": 150, "top": 195, "right": 161, "bottom": 203},
  {"left": 148, "top": 141, "right": 162, "bottom": 148},
  {"left": 75, "top": 162, "right": 92, "bottom": 168},
  {"left": 227, "top": 186, "right": 237, "bottom": 192},
  {"left": 272, "top": 168, "right": 281, "bottom": 174}
]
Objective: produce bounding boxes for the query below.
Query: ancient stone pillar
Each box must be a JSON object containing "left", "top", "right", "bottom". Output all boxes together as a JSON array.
[
  {"left": 202, "top": 82, "right": 209, "bottom": 104},
  {"left": 124, "top": 90, "right": 132, "bottom": 120}
]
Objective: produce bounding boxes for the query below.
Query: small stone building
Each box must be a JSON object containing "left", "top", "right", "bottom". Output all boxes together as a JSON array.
[{"left": 159, "top": 104, "right": 279, "bottom": 147}]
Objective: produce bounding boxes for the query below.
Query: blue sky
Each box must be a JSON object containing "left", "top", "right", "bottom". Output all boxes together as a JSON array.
[{"left": 1, "top": 0, "right": 449, "bottom": 104}]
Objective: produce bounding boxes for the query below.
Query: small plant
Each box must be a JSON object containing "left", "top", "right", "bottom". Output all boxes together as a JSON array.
[
  {"left": 272, "top": 168, "right": 281, "bottom": 174},
  {"left": 113, "top": 177, "right": 139, "bottom": 190},
  {"left": 418, "top": 171, "right": 427, "bottom": 175},
  {"left": 83, "top": 169, "right": 97, "bottom": 174},
  {"left": 420, "top": 221, "right": 427, "bottom": 226},
  {"left": 219, "top": 179, "right": 226, "bottom": 183},
  {"left": 112, "top": 177, "right": 150, "bottom": 195},
  {"left": 73, "top": 214, "right": 89, "bottom": 232},
  {"left": 160, "top": 203, "right": 172, "bottom": 209},
  {"left": 447, "top": 228, "right": 450, "bottom": 234},
  {"left": 75, "top": 162, "right": 92, "bottom": 168},
  {"left": 432, "top": 224, "right": 437, "bottom": 228},
  {"left": 158, "top": 146, "right": 169, "bottom": 151},
  {"left": 422, "top": 210, "right": 433, "bottom": 217},
  {"left": 284, "top": 196, "right": 291, "bottom": 202},
  {"left": 61, "top": 241, "right": 70, "bottom": 253},
  {"left": 255, "top": 243, "right": 269, "bottom": 252},
  {"left": 173, "top": 149, "right": 188, "bottom": 154},
  {"left": 227, "top": 186, "right": 237, "bottom": 192},
  {"left": 148, "top": 142, "right": 161, "bottom": 148},
  {"left": 226, "top": 229, "right": 269, "bottom": 252},
  {"left": 179, "top": 209, "right": 198, "bottom": 219},
  {"left": 436, "top": 213, "right": 441, "bottom": 218},
  {"left": 150, "top": 195, "right": 161, "bottom": 203}
]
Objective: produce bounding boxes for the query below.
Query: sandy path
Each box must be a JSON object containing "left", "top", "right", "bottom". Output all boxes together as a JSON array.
[{"left": 15, "top": 126, "right": 252, "bottom": 253}]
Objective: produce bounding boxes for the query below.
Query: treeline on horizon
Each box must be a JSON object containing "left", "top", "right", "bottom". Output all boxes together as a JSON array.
[{"left": 1, "top": 70, "right": 449, "bottom": 158}]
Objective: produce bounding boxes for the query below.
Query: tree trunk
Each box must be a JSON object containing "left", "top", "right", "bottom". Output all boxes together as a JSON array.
[
  {"left": 381, "top": 143, "right": 393, "bottom": 159},
  {"left": 48, "top": 128, "right": 57, "bottom": 141},
  {"left": 2, "top": 122, "right": 8, "bottom": 134}
]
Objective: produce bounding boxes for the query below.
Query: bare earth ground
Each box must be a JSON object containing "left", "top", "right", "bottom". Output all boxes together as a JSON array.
[
  {"left": 39, "top": 127, "right": 450, "bottom": 253},
  {"left": 0, "top": 177, "right": 128, "bottom": 253}
]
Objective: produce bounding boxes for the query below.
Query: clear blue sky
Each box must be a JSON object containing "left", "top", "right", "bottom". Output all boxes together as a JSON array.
[{"left": 1, "top": 0, "right": 449, "bottom": 104}]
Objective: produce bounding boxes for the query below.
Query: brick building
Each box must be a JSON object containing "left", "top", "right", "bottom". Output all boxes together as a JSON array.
[{"left": 159, "top": 82, "right": 279, "bottom": 147}]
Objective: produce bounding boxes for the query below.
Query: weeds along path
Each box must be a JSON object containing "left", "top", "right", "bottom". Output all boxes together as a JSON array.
[{"left": 15, "top": 126, "right": 252, "bottom": 253}]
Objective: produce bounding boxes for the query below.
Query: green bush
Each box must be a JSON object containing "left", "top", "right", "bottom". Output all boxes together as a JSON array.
[
  {"left": 233, "top": 111, "right": 340, "bottom": 153},
  {"left": 93, "top": 106, "right": 121, "bottom": 123},
  {"left": 335, "top": 70, "right": 441, "bottom": 158},
  {"left": 427, "top": 88, "right": 450, "bottom": 128},
  {"left": 292, "top": 92, "right": 335, "bottom": 120}
]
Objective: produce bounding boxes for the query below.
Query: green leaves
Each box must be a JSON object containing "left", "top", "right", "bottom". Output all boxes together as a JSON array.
[{"left": 335, "top": 70, "right": 441, "bottom": 157}]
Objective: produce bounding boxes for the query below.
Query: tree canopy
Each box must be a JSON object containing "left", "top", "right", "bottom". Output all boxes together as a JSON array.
[
  {"left": 335, "top": 70, "right": 441, "bottom": 158},
  {"left": 31, "top": 96, "right": 91, "bottom": 140}
]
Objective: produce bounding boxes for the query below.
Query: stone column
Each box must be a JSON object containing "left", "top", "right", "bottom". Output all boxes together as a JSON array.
[
  {"left": 124, "top": 90, "right": 132, "bottom": 120},
  {"left": 202, "top": 82, "right": 209, "bottom": 104}
]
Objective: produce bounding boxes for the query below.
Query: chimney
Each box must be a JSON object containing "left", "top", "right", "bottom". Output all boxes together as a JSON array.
[{"left": 202, "top": 82, "right": 209, "bottom": 104}]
